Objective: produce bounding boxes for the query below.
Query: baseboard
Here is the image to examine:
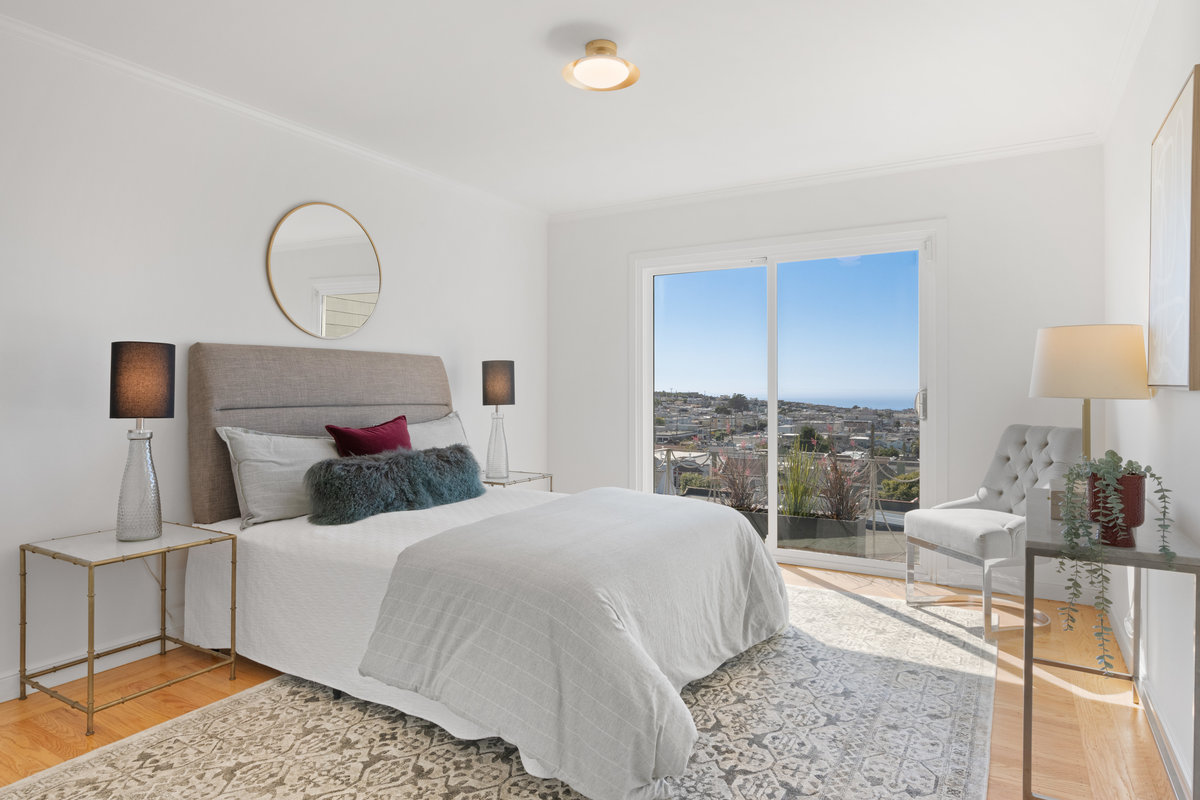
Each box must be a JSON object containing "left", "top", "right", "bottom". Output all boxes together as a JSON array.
[
  {"left": 1085, "top": 592, "right": 1189, "bottom": 798},
  {"left": 1139, "top": 676, "right": 1192, "bottom": 800},
  {"left": 774, "top": 549, "right": 906, "bottom": 579},
  {"left": 0, "top": 627, "right": 184, "bottom": 704}
]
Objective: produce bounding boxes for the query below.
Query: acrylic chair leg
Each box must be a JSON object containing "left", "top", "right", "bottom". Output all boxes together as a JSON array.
[
  {"left": 982, "top": 562, "right": 997, "bottom": 639},
  {"left": 905, "top": 541, "right": 918, "bottom": 605},
  {"left": 982, "top": 560, "right": 1050, "bottom": 641},
  {"left": 905, "top": 544, "right": 1049, "bottom": 640}
]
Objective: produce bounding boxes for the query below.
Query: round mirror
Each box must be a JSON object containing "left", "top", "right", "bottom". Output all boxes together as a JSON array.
[{"left": 267, "top": 203, "right": 381, "bottom": 339}]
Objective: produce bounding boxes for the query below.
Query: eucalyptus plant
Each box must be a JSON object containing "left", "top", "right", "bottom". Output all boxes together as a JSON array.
[{"left": 1058, "top": 449, "right": 1173, "bottom": 672}]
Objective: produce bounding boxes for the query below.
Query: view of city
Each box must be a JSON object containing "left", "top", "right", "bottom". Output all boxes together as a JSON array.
[{"left": 653, "top": 391, "right": 920, "bottom": 561}]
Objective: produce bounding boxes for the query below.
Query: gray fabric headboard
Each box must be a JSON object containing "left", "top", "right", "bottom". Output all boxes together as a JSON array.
[{"left": 188, "top": 342, "right": 454, "bottom": 524}]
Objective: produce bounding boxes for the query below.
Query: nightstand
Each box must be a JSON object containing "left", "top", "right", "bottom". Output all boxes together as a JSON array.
[
  {"left": 19, "top": 522, "right": 236, "bottom": 735},
  {"left": 481, "top": 471, "right": 553, "bottom": 491}
]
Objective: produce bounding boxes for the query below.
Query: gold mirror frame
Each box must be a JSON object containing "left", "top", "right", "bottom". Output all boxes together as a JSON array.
[{"left": 267, "top": 202, "right": 382, "bottom": 339}]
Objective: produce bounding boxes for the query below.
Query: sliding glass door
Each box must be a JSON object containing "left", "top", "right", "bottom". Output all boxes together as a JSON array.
[
  {"left": 639, "top": 228, "right": 940, "bottom": 576},
  {"left": 775, "top": 252, "right": 918, "bottom": 563},
  {"left": 653, "top": 265, "right": 768, "bottom": 531}
]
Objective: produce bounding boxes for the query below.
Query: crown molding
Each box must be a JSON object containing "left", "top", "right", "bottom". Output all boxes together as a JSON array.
[
  {"left": 551, "top": 133, "right": 1102, "bottom": 223},
  {"left": 0, "top": 13, "right": 538, "bottom": 216}
]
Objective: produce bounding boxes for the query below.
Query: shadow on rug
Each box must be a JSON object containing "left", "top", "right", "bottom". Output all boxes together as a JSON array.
[{"left": 1, "top": 586, "right": 995, "bottom": 800}]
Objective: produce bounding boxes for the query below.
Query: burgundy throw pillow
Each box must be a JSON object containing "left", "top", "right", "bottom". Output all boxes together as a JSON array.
[{"left": 325, "top": 415, "right": 412, "bottom": 457}]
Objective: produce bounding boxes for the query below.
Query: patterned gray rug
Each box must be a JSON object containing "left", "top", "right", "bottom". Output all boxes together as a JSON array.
[{"left": 2, "top": 587, "right": 996, "bottom": 800}]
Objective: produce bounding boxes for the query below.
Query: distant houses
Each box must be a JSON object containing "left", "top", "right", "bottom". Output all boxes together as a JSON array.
[{"left": 654, "top": 390, "right": 918, "bottom": 457}]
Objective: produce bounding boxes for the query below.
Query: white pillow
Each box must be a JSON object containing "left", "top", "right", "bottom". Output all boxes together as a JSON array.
[
  {"left": 407, "top": 412, "right": 479, "bottom": 466},
  {"left": 408, "top": 411, "right": 470, "bottom": 450},
  {"left": 216, "top": 427, "right": 337, "bottom": 528}
]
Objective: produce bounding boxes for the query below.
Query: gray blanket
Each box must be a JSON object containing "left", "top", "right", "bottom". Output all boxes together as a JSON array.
[{"left": 358, "top": 487, "right": 789, "bottom": 800}]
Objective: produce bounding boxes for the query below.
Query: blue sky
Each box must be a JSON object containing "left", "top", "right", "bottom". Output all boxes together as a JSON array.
[{"left": 653, "top": 251, "right": 918, "bottom": 408}]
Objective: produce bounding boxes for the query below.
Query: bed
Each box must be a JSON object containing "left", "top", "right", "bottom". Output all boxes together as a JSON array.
[{"left": 182, "top": 342, "right": 788, "bottom": 800}]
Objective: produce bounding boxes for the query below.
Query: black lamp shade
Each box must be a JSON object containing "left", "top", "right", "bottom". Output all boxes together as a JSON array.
[
  {"left": 482, "top": 360, "right": 515, "bottom": 406},
  {"left": 110, "top": 342, "right": 176, "bottom": 419}
]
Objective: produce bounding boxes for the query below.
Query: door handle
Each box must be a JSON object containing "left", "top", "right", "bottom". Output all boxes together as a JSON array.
[{"left": 914, "top": 388, "right": 928, "bottom": 421}]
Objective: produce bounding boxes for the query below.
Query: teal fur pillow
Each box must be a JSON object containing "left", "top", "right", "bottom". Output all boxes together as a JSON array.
[{"left": 305, "top": 444, "right": 485, "bottom": 525}]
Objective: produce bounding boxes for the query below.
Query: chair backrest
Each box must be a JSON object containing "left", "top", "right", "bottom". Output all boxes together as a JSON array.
[{"left": 976, "top": 424, "right": 1082, "bottom": 516}]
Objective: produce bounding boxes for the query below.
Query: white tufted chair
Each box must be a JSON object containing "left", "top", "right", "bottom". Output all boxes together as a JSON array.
[{"left": 904, "top": 424, "right": 1082, "bottom": 639}]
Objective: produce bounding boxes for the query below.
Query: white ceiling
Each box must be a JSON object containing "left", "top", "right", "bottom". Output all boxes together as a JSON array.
[{"left": 0, "top": 0, "right": 1151, "bottom": 215}]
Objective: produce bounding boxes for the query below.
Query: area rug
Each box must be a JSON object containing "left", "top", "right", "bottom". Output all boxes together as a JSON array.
[{"left": 1, "top": 586, "right": 996, "bottom": 800}]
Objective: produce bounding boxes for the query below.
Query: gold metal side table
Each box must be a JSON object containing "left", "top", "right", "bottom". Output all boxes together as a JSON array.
[
  {"left": 19, "top": 522, "right": 237, "bottom": 735},
  {"left": 482, "top": 470, "right": 553, "bottom": 491}
]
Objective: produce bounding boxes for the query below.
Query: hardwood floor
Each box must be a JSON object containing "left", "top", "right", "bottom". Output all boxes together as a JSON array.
[
  {"left": 0, "top": 567, "right": 1175, "bottom": 798},
  {"left": 0, "top": 650, "right": 279, "bottom": 785},
  {"left": 780, "top": 565, "right": 1173, "bottom": 799}
]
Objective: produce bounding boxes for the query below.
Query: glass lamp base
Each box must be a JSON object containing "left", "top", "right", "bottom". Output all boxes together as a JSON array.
[
  {"left": 485, "top": 411, "right": 509, "bottom": 480},
  {"left": 116, "top": 429, "right": 163, "bottom": 541}
]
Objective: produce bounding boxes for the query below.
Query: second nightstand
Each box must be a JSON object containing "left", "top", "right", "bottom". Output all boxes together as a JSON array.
[{"left": 481, "top": 471, "right": 553, "bottom": 491}]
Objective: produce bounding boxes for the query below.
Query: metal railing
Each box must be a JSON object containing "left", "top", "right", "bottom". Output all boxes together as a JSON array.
[{"left": 654, "top": 445, "right": 919, "bottom": 528}]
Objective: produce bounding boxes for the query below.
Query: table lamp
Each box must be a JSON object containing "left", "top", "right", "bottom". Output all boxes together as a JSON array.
[
  {"left": 110, "top": 342, "right": 176, "bottom": 541},
  {"left": 482, "top": 360, "right": 515, "bottom": 480},
  {"left": 1029, "top": 324, "right": 1151, "bottom": 459}
]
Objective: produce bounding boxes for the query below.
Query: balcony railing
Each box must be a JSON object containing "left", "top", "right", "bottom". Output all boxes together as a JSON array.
[{"left": 654, "top": 446, "right": 919, "bottom": 559}]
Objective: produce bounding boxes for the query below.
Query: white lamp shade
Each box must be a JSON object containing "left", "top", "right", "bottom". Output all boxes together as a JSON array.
[{"left": 1029, "top": 324, "right": 1151, "bottom": 399}]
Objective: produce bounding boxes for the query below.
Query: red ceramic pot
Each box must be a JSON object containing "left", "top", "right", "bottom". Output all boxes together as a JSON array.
[{"left": 1087, "top": 473, "right": 1145, "bottom": 548}]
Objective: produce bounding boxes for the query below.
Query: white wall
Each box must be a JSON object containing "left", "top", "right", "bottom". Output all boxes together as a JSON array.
[
  {"left": 548, "top": 146, "right": 1105, "bottom": 503},
  {"left": 0, "top": 27, "right": 547, "bottom": 701},
  {"left": 1103, "top": 0, "right": 1200, "bottom": 787}
]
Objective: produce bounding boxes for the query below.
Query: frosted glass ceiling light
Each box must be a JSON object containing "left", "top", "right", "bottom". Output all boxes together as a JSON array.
[{"left": 563, "top": 39, "right": 640, "bottom": 91}]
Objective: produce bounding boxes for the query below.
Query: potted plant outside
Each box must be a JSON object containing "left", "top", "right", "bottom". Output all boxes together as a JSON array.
[
  {"left": 779, "top": 437, "right": 821, "bottom": 517},
  {"left": 719, "top": 453, "right": 768, "bottom": 539},
  {"left": 677, "top": 471, "right": 718, "bottom": 497},
  {"left": 776, "top": 443, "right": 867, "bottom": 553},
  {"left": 1058, "top": 449, "right": 1173, "bottom": 672},
  {"left": 817, "top": 453, "right": 868, "bottom": 545}
]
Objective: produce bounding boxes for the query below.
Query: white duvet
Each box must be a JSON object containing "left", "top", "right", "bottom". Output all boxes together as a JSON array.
[
  {"left": 184, "top": 488, "right": 564, "bottom": 750},
  {"left": 359, "top": 488, "right": 789, "bottom": 800},
  {"left": 185, "top": 487, "right": 789, "bottom": 798}
]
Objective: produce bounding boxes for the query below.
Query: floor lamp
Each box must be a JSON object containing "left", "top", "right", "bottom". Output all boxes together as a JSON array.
[{"left": 1029, "top": 324, "right": 1151, "bottom": 459}]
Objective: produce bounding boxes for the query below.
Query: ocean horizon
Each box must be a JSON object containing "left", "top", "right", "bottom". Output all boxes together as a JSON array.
[{"left": 782, "top": 394, "right": 915, "bottom": 411}]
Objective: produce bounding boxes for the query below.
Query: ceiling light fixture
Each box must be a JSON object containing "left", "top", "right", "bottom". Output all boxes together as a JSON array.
[{"left": 563, "top": 39, "right": 639, "bottom": 92}]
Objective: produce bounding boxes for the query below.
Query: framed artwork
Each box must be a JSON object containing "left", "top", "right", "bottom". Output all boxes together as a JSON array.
[{"left": 1149, "top": 65, "right": 1200, "bottom": 389}]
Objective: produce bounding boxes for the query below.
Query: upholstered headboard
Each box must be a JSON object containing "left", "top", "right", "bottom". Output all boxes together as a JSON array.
[{"left": 188, "top": 343, "right": 453, "bottom": 524}]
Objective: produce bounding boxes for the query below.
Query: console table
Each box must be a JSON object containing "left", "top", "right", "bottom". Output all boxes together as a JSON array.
[{"left": 1023, "top": 485, "right": 1200, "bottom": 799}]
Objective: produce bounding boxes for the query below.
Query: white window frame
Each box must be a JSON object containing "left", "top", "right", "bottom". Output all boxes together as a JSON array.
[
  {"left": 629, "top": 220, "right": 948, "bottom": 578},
  {"left": 310, "top": 276, "right": 380, "bottom": 336}
]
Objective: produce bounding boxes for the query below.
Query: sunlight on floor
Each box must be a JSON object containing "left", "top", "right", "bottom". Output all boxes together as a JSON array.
[{"left": 776, "top": 561, "right": 1170, "bottom": 799}]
